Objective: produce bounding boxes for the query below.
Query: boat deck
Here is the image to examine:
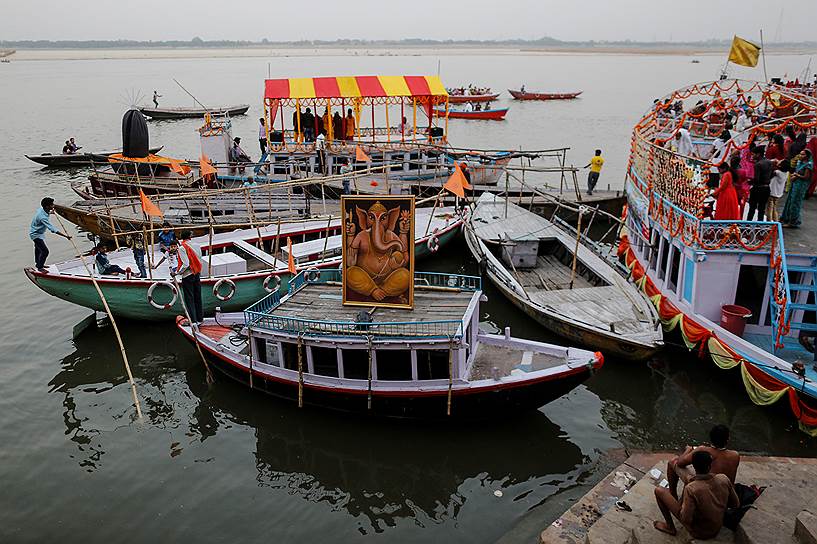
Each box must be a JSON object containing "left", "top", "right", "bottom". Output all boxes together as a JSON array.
[
  {"left": 744, "top": 332, "right": 817, "bottom": 381},
  {"left": 267, "top": 282, "right": 474, "bottom": 327},
  {"left": 513, "top": 255, "right": 594, "bottom": 291},
  {"left": 469, "top": 343, "right": 566, "bottom": 380},
  {"left": 782, "top": 197, "right": 817, "bottom": 257}
]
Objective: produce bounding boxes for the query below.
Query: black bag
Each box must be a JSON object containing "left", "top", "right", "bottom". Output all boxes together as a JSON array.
[{"left": 723, "top": 483, "right": 764, "bottom": 530}]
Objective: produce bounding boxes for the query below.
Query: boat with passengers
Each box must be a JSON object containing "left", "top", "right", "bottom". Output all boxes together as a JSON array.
[
  {"left": 176, "top": 269, "right": 603, "bottom": 418},
  {"left": 621, "top": 79, "right": 817, "bottom": 434}
]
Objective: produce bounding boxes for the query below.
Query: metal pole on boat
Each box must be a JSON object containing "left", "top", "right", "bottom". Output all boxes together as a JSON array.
[
  {"left": 447, "top": 336, "right": 454, "bottom": 416},
  {"left": 273, "top": 218, "right": 282, "bottom": 261},
  {"left": 297, "top": 335, "right": 304, "bottom": 408},
  {"left": 367, "top": 336, "right": 373, "bottom": 411},
  {"left": 320, "top": 216, "right": 332, "bottom": 263},
  {"left": 569, "top": 206, "right": 585, "bottom": 290},
  {"left": 53, "top": 214, "right": 143, "bottom": 420},
  {"left": 504, "top": 172, "right": 510, "bottom": 219},
  {"left": 760, "top": 29, "right": 769, "bottom": 83}
]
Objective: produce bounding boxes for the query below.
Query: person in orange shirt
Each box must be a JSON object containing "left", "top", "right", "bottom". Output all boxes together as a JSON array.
[{"left": 345, "top": 108, "right": 356, "bottom": 140}]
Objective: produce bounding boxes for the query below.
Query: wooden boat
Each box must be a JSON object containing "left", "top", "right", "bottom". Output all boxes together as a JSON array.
[
  {"left": 138, "top": 104, "right": 250, "bottom": 120},
  {"left": 25, "top": 207, "right": 462, "bottom": 320},
  {"left": 56, "top": 184, "right": 316, "bottom": 239},
  {"left": 176, "top": 269, "right": 603, "bottom": 418},
  {"left": 508, "top": 89, "right": 582, "bottom": 101},
  {"left": 25, "top": 146, "right": 163, "bottom": 167},
  {"left": 447, "top": 93, "right": 501, "bottom": 104},
  {"left": 464, "top": 194, "right": 663, "bottom": 360},
  {"left": 433, "top": 108, "right": 509, "bottom": 120}
]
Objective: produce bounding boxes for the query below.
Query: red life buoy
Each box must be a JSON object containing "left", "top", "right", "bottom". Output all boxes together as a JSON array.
[
  {"left": 147, "top": 281, "right": 178, "bottom": 310},
  {"left": 212, "top": 278, "right": 236, "bottom": 301},
  {"left": 263, "top": 273, "right": 281, "bottom": 293}
]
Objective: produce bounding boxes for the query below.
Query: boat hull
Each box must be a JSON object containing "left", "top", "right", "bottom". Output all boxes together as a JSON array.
[
  {"left": 139, "top": 105, "right": 250, "bottom": 119},
  {"left": 25, "top": 146, "right": 163, "bottom": 167},
  {"left": 508, "top": 89, "right": 582, "bottom": 100},
  {"left": 447, "top": 93, "right": 500, "bottom": 104},
  {"left": 179, "top": 321, "right": 598, "bottom": 419},
  {"left": 433, "top": 108, "right": 508, "bottom": 120},
  {"left": 25, "top": 225, "right": 460, "bottom": 320}
]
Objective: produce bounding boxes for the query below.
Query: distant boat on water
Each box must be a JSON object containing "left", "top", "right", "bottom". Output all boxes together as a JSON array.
[{"left": 138, "top": 104, "right": 250, "bottom": 120}]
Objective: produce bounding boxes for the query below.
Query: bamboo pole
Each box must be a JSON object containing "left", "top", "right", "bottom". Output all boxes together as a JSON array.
[
  {"left": 171, "top": 275, "right": 215, "bottom": 384},
  {"left": 320, "top": 216, "right": 333, "bottom": 263},
  {"left": 569, "top": 208, "right": 584, "bottom": 290},
  {"left": 54, "top": 214, "right": 143, "bottom": 420},
  {"left": 273, "top": 218, "right": 282, "bottom": 261},
  {"left": 446, "top": 337, "right": 454, "bottom": 416},
  {"left": 297, "top": 335, "right": 304, "bottom": 408},
  {"left": 143, "top": 225, "right": 153, "bottom": 280}
]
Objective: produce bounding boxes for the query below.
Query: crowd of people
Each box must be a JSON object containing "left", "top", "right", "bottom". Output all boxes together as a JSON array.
[{"left": 447, "top": 85, "right": 492, "bottom": 96}]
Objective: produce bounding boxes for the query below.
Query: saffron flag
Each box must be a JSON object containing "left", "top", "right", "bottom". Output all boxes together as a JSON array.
[
  {"left": 287, "top": 237, "right": 297, "bottom": 274},
  {"left": 459, "top": 162, "right": 472, "bottom": 190},
  {"left": 200, "top": 153, "right": 217, "bottom": 178},
  {"left": 169, "top": 158, "right": 191, "bottom": 176},
  {"left": 728, "top": 36, "right": 761, "bottom": 68},
  {"left": 443, "top": 163, "right": 467, "bottom": 197},
  {"left": 139, "top": 189, "right": 163, "bottom": 218},
  {"left": 355, "top": 145, "right": 371, "bottom": 163}
]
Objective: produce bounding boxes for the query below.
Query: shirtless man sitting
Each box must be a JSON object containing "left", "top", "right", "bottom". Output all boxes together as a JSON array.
[{"left": 667, "top": 424, "right": 740, "bottom": 500}]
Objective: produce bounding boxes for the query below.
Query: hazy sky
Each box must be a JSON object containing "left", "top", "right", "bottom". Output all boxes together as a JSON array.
[{"left": 2, "top": 0, "right": 815, "bottom": 43}]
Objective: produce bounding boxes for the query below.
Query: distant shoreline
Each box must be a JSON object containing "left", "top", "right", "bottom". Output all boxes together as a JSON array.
[{"left": 6, "top": 45, "right": 817, "bottom": 62}]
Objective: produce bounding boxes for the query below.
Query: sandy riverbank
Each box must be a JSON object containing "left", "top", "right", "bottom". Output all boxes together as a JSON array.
[{"left": 7, "top": 45, "right": 817, "bottom": 62}]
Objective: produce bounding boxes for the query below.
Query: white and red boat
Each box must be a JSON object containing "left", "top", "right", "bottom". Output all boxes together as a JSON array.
[
  {"left": 176, "top": 269, "right": 603, "bottom": 418},
  {"left": 508, "top": 89, "right": 583, "bottom": 101},
  {"left": 447, "top": 92, "right": 501, "bottom": 104},
  {"left": 433, "top": 107, "right": 509, "bottom": 120}
]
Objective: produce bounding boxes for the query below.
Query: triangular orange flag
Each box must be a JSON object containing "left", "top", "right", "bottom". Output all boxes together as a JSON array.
[
  {"left": 443, "top": 163, "right": 466, "bottom": 198},
  {"left": 287, "top": 237, "right": 297, "bottom": 274},
  {"left": 139, "top": 189, "right": 163, "bottom": 218},
  {"left": 355, "top": 145, "right": 371, "bottom": 163},
  {"left": 199, "top": 153, "right": 217, "bottom": 177},
  {"left": 169, "top": 158, "right": 191, "bottom": 176}
]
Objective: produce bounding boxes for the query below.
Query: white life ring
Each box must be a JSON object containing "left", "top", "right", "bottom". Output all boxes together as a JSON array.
[
  {"left": 427, "top": 230, "right": 441, "bottom": 253},
  {"left": 305, "top": 267, "right": 321, "bottom": 282},
  {"left": 263, "top": 273, "right": 281, "bottom": 293},
  {"left": 212, "top": 278, "right": 236, "bottom": 301},
  {"left": 147, "top": 281, "right": 178, "bottom": 310}
]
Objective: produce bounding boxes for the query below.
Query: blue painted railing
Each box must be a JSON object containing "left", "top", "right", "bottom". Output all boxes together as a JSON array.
[{"left": 243, "top": 269, "right": 481, "bottom": 339}]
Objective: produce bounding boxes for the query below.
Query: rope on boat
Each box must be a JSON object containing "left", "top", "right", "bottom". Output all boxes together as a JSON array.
[
  {"left": 171, "top": 275, "right": 215, "bottom": 385},
  {"left": 367, "top": 336, "right": 374, "bottom": 411},
  {"left": 297, "top": 334, "right": 304, "bottom": 408},
  {"left": 53, "top": 214, "right": 143, "bottom": 420},
  {"left": 447, "top": 336, "right": 454, "bottom": 416}
]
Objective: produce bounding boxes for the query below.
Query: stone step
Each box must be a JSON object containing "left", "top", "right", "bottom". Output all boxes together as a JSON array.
[{"left": 795, "top": 510, "right": 817, "bottom": 544}]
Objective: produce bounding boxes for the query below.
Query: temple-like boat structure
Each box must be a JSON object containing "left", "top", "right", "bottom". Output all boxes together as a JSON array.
[{"left": 621, "top": 79, "right": 817, "bottom": 434}]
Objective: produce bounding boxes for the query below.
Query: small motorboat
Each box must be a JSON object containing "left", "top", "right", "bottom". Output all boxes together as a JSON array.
[
  {"left": 138, "top": 104, "right": 250, "bottom": 120},
  {"left": 508, "top": 89, "right": 582, "bottom": 101},
  {"left": 447, "top": 92, "right": 501, "bottom": 104},
  {"left": 25, "top": 146, "right": 163, "bottom": 167},
  {"left": 176, "top": 269, "right": 603, "bottom": 418},
  {"left": 433, "top": 107, "right": 509, "bottom": 120}
]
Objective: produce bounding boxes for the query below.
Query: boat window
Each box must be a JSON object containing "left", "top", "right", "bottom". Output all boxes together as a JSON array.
[
  {"left": 408, "top": 152, "right": 420, "bottom": 170},
  {"left": 375, "top": 350, "right": 412, "bottom": 381},
  {"left": 281, "top": 341, "right": 300, "bottom": 371},
  {"left": 735, "top": 265, "right": 769, "bottom": 326},
  {"left": 310, "top": 346, "right": 339, "bottom": 377},
  {"left": 390, "top": 154, "right": 405, "bottom": 171},
  {"left": 341, "top": 349, "right": 370, "bottom": 380},
  {"left": 254, "top": 338, "right": 268, "bottom": 364},
  {"left": 417, "top": 349, "right": 450, "bottom": 380},
  {"left": 658, "top": 237, "right": 670, "bottom": 280},
  {"left": 668, "top": 245, "right": 681, "bottom": 292}
]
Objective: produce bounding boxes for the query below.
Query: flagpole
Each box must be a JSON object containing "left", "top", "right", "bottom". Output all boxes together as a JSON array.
[{"left": 760, "top": 29, "right": 769, "bottom": 83}]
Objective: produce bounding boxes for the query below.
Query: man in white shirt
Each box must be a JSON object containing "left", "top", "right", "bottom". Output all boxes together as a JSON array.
[
  {"left": 172, "top": 230, "right": 204, "bottom": 324},
  {"left": 315, "top": 130, "right": 327, "bottom": 176}
]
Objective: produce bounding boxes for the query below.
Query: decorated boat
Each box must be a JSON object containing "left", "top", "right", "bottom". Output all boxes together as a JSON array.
[
  {"left": 447, "top": 92, "right": 501, "bottom": 104},
  {"left": 25, "top": 146, "right": 163, "bottom": 168},
  {"left": 508, "top": 89, "right": 582, "bottom": 101},
  {"left": 465, "top": 193, "right": 663, "bottom": 360},
  {"left": 26, "top": 206, "right": 462, "bottom": 320},
  {"left": 433, "top": 107, "right": 509, "bottom": 120},
  {"left": 176, "top": 268, "right": 602, "bottom": 418},
  {"left": 138, "top": 104, "right": 250, "bottom": 119},
  {"left": 621, "top": 79, "right": 817, "bottom": 433}
]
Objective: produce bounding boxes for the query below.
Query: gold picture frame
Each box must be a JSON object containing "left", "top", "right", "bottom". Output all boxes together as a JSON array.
[{"left": 341, "top": 195, "right": 415, "bottom": 310}]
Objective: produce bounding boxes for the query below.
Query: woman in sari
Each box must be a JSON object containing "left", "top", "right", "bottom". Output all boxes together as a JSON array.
[
  {"left": 781, "top": 149, "right": 814, "bottom": 228},
  {"left": 712, "top": 162, "right": 740, "bottom": 220}
]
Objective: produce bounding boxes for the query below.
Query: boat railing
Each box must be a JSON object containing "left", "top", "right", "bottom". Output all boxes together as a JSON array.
[{"left": 243, "top": 269, "right": 480, "bottom": 338}]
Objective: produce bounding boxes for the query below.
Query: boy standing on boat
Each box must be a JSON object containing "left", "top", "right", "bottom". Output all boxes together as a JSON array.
[
  {"left": 29, "top": 197, "right": 72, "bottom": 272},
  {"left": 173, "top": 230, "right": 204, "bottom": 325},
  {"left": 584, "top": 149, "right": 604, "bottom": 195}
]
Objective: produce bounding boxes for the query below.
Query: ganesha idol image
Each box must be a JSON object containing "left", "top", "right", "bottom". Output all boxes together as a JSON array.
[{"left": 343, "top": 199, "right": 414, "bottom": 307}]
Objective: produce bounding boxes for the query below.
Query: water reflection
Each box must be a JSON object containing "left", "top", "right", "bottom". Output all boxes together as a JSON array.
[{"left": 50, "top": 320, "right": 587, "bottom": 534}]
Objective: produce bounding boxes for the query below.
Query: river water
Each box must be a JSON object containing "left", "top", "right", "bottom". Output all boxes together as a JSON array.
[{"left": 1, "top": 51, "right": 815, "bottom": 543}]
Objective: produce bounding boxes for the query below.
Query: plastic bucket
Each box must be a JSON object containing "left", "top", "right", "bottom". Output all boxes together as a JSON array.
[{"left": 720, "top": 304, "right": 752, "bottom": 337}]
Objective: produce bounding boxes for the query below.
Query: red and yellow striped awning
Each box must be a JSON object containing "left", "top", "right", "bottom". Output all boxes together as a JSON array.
[{"left": 264, "top": 75, "right": 448, "bottom": 101}]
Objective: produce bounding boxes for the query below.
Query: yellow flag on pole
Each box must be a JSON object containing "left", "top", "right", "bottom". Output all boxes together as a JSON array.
[{"left": 728, "top": 35, "right": 761, "bottom": 68}]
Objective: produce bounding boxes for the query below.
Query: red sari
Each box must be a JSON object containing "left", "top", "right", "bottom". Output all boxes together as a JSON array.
[{"left": 713, "top": 171, "right": 740, "bottom": 220}]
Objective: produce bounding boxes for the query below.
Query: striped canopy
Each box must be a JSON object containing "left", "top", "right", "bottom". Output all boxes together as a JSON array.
[{"left": 264, "top": 76, "right": 448, "bottom": 101}]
